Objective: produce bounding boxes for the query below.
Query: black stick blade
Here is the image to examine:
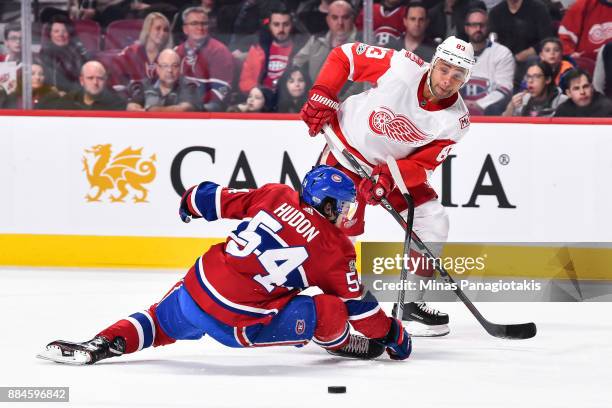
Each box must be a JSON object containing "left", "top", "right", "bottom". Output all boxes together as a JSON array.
[{"left": 486, "top": 322, "right": 537, "bottom": 340}]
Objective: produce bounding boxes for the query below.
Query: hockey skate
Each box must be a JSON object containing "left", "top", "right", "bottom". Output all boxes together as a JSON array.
[
  {"left": 37, "top": 336, "right": 125, "bottom": 365},
  {"left": 394, "top": 302, "right": 450, "bottom": 337},
  {"left": 326, "top": 334, "right": 385, "bottom": 360}
]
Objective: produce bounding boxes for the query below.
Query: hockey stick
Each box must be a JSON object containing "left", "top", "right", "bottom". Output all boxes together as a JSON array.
[
  {"left": 322, "top": 126, "right": 536, "bottom": 340},
  {"left": 384, "top": 157, "right": 415, "bottom": 321}
]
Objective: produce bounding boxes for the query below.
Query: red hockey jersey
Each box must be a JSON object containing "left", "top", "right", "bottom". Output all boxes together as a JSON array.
[
  {"left": 182, "top": 182, "right": 389, "bottom": 338},
  {"left": 175, "top": 37, "right": 234, "bottom": 107},
  {"left": 558, "top": 0, "right": 612, "bottom": 60},
  {"left": 356, "top": 4, "right": 407, "bottom": 46},
  {"left": 113, "top": 43, "right": 158, "bottom": 86}
]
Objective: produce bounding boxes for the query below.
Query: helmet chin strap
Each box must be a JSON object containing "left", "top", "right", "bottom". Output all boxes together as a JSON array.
[{"left": 426, "top": 59, "right": 440, "bottom": 99}]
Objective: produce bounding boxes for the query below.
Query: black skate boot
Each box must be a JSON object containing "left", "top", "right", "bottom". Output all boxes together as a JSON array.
[
  {"left": 326, "top": 334, "right": 385, "bottom": 360},
  {"left": 393, "top": 302, "right": 450, "bottom": 337},
  {"left": 37, "top": 336, "right": 125, "bottom": 365}
]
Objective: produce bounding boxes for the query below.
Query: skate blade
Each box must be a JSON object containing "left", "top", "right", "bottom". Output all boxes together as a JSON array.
[
  {"left": 36, "top": 345, "right": 91, "bottom": 365},
  {"left": 404, "top": 322, "right": 450, "bottom": 337}
]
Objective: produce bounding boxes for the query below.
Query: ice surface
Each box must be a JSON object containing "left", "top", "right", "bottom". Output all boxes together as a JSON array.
[{"left": 1, "top": 268, "right": 610, "bottom": 408}]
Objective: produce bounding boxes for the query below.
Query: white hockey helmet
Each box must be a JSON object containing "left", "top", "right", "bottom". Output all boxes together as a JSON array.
[{"left": 430, "top": 36, "right": 476, "bottom": 85}]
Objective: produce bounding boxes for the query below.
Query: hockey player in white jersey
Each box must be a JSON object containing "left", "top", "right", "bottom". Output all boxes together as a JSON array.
[{"left": 300, "top": 36, "right": 475, "bottom": 337}]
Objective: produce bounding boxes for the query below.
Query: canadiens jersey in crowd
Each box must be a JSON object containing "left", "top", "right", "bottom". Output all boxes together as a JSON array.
[
  {"left": 317, "top": 42, "right": 470, "bottom": 189},
  {"left": 460, "top": 41, "right": 515, "bottom": 111},
  {"left": 182, "top": 182, "right": 387, "bottom": 335},
  {"left": 356, "top": 4, "right": 406, "bottom": 46}
]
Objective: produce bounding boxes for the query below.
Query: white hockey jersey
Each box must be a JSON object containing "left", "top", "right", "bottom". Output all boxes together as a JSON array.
[
  {"left": 316, "top": 42, "right": 470, "bottom": 189},
  {"left": 461, "top": 41, "right": 515, "bottom": 111}
]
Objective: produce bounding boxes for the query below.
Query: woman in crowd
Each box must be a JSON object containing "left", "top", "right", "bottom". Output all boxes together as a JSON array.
[
  {"left": 503, "top": 61, "right": 568, "bottom": 117},
  {"left": 227, "top": 86, "right": 274, "bottom": 113},
  {"left": 0, "top": 62, "right": 60, "bottom": 109},
  {"left": 275, "top": 66, "right": 310, "bottom": 113},
  {"left": 113, "top": 12, "right": 172, "bottom": 89},
  {"left": 38, "top": 15, "right": 90, "bottom": 93},
  {"left": 539, "top": 37, "right": 574, "bottom": 87}
]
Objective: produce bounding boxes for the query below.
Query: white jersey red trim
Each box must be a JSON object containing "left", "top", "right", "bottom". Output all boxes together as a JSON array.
[{"left": 315, "top": 42, "right": 470, "bottom": 188}]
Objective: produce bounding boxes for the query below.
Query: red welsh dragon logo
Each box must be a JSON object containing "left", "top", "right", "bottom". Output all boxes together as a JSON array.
[{"left": 368, "top": 107, "right": 432, "bottom": 146}]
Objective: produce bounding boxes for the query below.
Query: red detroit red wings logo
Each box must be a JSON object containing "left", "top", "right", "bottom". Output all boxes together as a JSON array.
[{"left": 368, "top": 107, "right": 432, "bottom": 146}]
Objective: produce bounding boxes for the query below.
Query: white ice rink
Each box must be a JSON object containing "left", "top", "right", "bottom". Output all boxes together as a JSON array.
[{"left": 1, "top": 267, "right": 610, "bottom": 408}]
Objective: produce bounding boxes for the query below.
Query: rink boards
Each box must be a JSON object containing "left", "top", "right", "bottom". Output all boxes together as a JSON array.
[{"left": 0, "top": 112, "right": 611, "bottom": 279}]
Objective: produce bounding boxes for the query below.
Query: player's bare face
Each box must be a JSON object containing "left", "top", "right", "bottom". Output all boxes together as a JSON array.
[
  {"left": 539, "top": 42, "right": 562, "bottom": 66},
  {"left": 404, "top": 7, "right": 427, "bottom": 39},
  {"left": 287, "top": 70, "right": 306, "bottom": 98},
  {"left": 431, "top": 60, "right": 465, "bottom": 99},
  {"left": 270, "top": 14, "right": 292, "bottom": 43},
  {"left": 183, "top": 12, "right": 209, "bottom": 42},
  {"left": 465, "top": 12, "right": 487, "bottom": 44},
  {"left": 50, "top": 23, "right": 70, "bottom": 47},
  {"left": 566, "top": 75, "right": 593, "bottom": 107},
  {"left": 148, "top": 18, "right": 169, "bottom": 47}
]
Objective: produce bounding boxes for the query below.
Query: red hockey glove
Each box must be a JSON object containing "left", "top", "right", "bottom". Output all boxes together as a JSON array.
[
  {"left": 358, "top": 165, "right": 395, "bottom": 205},
  {"left": 380, "top": 318, "right": 412, "bottom": 361},
  {"left": 300, "top": 85, "right": 339, "bottom": 137},
  {"left": 179, "top": 185, "right": 201, "bottom": 223}
]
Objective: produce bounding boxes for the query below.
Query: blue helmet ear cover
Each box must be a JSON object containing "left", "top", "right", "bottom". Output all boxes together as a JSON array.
[{"left": 301, "top": 165, "right": 356, "bottom": 216}]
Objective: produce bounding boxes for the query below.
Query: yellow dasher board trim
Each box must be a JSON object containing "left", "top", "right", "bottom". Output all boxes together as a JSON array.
[
  {"left": 0, "top": 234, "right": 223, "bottom": 269},
  {"left": 0, "top": 235, "right": 610, "bottom": 280}
]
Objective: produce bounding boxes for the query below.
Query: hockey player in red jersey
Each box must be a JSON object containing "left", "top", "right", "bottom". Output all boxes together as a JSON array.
[
  {"left": 37, "top": 166, "right": 411, "bottom": 365},
  {"left": 300, "top": 36, "right": 476, "bottom": 337}
]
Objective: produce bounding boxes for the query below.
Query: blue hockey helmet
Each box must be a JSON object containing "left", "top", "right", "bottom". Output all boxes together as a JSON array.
[{"left": 301, "top": 165, "right": 356, "bottom": 216}]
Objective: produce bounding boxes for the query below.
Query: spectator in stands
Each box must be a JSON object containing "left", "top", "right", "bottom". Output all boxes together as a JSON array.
[
  {"left": 538, "top": 37, "right": 574, "bottom": 87},
  {"left": 127, "top": 49, "right": 198, "bottom": 112},
  {"left": 427, "top": 0, "right": 479, "bottom": 42},
  {"left": 293, "top": 1, "right": 358, "bottom": 86},
  {"left": 0, "top": 62, "right": 60, "bottom": 109},
  {"left": 503, "top": 60, "right": 567, "bottom": 117},
  {"left": 171, "top": 0, "right": 219, "bottom": 45},
  {"left": 44, "top": 60, "right": 127, "bottom": 110},
  {"left": 593, "top": 43, "right": 612, "bottom": 99},
  {"left": 554, "top": 69, "right": 612, "bottom": 117},
  {"left": 356, "top": 0, "right": 406, "bottom": 47},
  {"left": 296, "top": 0, "right": 335, "bottom": 35},
  {"left": 558, "top": 0, "right": 612, "bottom": 62},
  {"left": 114, "top": 12, "right": 172, "bottom": 89},
  {"left": 217, "top": 0, "right": 285, "bottom": 52},
  {"left": 0, "top": 23, "right": 21, "bottom": 63},
  {"left": 276, "top": 65, "right": 310, "bottom": 113},
  {"left": 387, "top": 2, "right": 436, "bottom": 62},
  {"left": 489, "top": 0, "right": 554, "bottom": 88},
  {"left": 175, "top": 6, "right": 234, "bottom": 112},
  {"left": 460, "top": 7, "right": 514, "bottom": 115},
  {"left": 67, "top": 0, "right": 152, "bottom": 27},
  {"left": 239, "top": 7, "right": 305, "bottom": 95},
  {"left": 226, "top": 85, "right": 275, "bottom": 112},
  {"left": 39, "top": 15, "right": 91, "bottom": 94}
]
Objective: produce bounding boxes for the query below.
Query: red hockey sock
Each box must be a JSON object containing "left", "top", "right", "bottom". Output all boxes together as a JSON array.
[
  {"left": 97, "top": 305, "right": 175, "bottom": 354},
  {"left": 312, "top": 294, "right": 350, "bottom": 350}
]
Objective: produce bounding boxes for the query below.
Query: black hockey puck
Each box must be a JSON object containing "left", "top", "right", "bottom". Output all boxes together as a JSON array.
[{"left": 328, "top": 386, "right": 346, "bottom": 394}]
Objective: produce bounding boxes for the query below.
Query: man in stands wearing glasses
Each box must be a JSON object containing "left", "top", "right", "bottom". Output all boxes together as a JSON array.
[
  {"left": 175, "top": 6, "right": 234, "bottom": 112},
  {"left": 127, "top": 49, "right": 199, "bottom": 112}
]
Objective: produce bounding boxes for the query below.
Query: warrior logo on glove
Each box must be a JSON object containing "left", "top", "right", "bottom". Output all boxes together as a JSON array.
[{"left": 368, "top": 107, "right": 432, "bottom": 146}]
